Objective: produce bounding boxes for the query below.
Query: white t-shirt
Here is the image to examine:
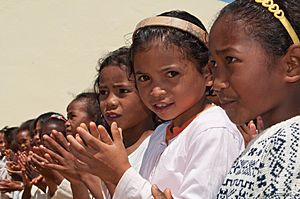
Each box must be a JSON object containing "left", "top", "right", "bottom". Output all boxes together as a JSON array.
[{"left": 113, "top": 106, "right": 245, "bottom": 199}]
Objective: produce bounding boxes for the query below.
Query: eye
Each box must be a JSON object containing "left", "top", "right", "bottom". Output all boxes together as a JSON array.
[
  {"left": 137, "top": 75, "right": 150, "bottom": 82},
  {"left": 166, "top": 71, "right": 179, "bottom": 78},
  {"left": 119, "top": 88, "right": 130, "bottom": 94},
  {"left": 209, "top": 59, "right": 217, "bottom": 68},
  {"left": 225, "top": 56, "right": 237, "bottom": 64},
  {"left": 99, "top": 90, "right": 108, "bottom": 96}
]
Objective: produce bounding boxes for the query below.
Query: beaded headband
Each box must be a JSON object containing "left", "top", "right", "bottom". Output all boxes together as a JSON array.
[
  {"left": 255, "top": 0, "right": 299, "bottom": 44},
  {"left": 134, "top": 16, "right": 209, "bottom": 47}
]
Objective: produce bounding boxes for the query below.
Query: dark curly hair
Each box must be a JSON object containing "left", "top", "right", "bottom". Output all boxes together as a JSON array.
[
  {"left": 69, "top": 92, "right": 103, "bottom": 126},
  {"left": 94, "top": 46, "right": 132, "bottom": 93},
  {"left": 217, "top": 0, "right": 299, "bottom": 60},
  {"left": 130, "top": 10, "right": 209, "bottom": 74}
]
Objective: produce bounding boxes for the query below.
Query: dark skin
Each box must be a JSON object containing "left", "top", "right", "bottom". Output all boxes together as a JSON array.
[
  {"left": 152, "top": 13, "right": 300, "bottom": 199},
  {"left": 209, "top": 14, "right": 300, "bottom": 128}
]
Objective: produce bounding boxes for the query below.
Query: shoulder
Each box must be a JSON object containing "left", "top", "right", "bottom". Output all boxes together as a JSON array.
[{"left": 186, "top": 106, "right": 242, "bottom": 141}]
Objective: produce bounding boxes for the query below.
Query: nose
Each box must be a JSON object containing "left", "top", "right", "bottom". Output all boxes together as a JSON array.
[
  {"left": 65, "top": 120, "right": 71, "bottom": 128},
  {"left": 212, "top": 66, "right": 229, "bottom": 93},
  {"left": 150, "top": 86, "right": 167, "bottom": 99},
  {"left": 106, "top": 93, "right": 119, "bottom": 109}
]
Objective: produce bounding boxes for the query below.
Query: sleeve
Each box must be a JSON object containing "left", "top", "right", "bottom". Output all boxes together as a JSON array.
[
  {"left": 175, "top": 127, "right": 243, "bottom": 199},
  {"left": 47, "top": 179, "right": 73, "bottom": 199},
  {"left": 112, "top": 167, "right": 152, "bottom": 199}
]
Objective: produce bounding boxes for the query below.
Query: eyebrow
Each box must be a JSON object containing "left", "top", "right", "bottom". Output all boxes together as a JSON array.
[
  {"left": 99, "top": 83, "right": 133, "bottom": 88},
  {"left": 215, "top": 46, "right": 241, "bottom": 55}
]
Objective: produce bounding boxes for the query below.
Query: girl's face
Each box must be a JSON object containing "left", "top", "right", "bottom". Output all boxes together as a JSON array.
[
  {"left": 99, "top": 65, "right": 151, "bottom": 130},
  {"left": 209, "top": 15, "right": 286, "bottom": 126},
  {"left": 66, "top": 101, "right": 91, "bottom": 136},
  {"left": 16, "top": 130, "right": 31, "bottom": 152},
  {"left": 134, "top": 41, "right": 211, "bottom": 126},
  {"left": 33, "top": 121, "right": 42, "bottom": 146}
]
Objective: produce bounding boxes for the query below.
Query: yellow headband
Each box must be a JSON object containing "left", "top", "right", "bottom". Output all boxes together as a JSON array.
[
  {"left": 255, "top": 0, "right": 299, "bottom": 44},
  {"left": 134, "top": 16, "right": 209, "bottom": 47}
]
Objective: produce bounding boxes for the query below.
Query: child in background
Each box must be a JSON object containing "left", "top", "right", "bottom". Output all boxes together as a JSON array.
[
  {"left": 65, "top": 92, "right": 104, "bottom": 136},
  {"left": 32, "top": 93, "right": 103, "bottom": 199},
  {"left": 68, "top": 10, "right": 244, "bottom": 199},
  {"left": 40, "top": 116, "right": 66, "bottom": 144},
  {"left": 207, "top": 0, "right": 300, "bottom": 197},
  {"left": 33, "top": 112, "right": 58, "bottom": 147},
  {"left": 41, "top": 47, "right": 156, "bottom": 199}
]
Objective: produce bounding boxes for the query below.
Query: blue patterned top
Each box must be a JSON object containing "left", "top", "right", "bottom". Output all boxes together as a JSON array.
[{"left": 217, "top": 116, "right": 300, "bottom": 198}]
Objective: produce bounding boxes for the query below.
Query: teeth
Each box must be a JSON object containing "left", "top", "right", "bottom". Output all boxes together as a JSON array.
[
  {"left": 107, "top": 114, "right": 118, "bottom": 118},
  {"left": 156, "top": 104, "right": 167, "bottom": 108}
]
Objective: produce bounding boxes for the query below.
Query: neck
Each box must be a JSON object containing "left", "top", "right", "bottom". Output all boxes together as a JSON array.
[
  {"left": 172, "top": 98, "right": 213, "bottom": 127},
  {"left": 261, "top": 95, "right": 300, "bottom": 129},
  {"left": 122, "top": 117, "right": 154, "bottom": 149}
]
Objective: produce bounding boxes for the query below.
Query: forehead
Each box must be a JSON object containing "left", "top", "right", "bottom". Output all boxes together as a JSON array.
[
  {"left": 99, "top": 65, "right": 132, "bottom": 83},
  {"left": 133, "top": 41, "right": 187, "bottom": 71},
  {"left": 67, "top": 100, "right": 87, "bottom": 112},
  {"left": 210, "top": 16, "right": 244, "bottom": 48},
  {"left": 17, "top": 130, "right": 30, "bottom": 138}
]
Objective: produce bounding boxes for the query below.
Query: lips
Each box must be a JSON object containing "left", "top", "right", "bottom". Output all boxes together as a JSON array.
[
  {"left": 104, "top": 112, "right": 121, "bottom": 120},
  {"left": 218, "top": 97, "right": 237, "bottom": 110},
  {"left": 151, "top": 102, "right": 174, "bottom": 114}
]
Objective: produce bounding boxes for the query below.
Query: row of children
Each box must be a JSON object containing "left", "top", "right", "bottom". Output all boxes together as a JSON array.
[{"left": 1, "top": 0, "right": 300, "bottom": 198}]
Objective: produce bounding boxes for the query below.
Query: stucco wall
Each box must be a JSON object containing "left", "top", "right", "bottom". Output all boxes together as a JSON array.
[{"left": 0, "top": 0, "right": 226, "bottom": 127}]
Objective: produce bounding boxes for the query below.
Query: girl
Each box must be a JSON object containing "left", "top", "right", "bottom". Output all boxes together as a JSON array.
[
  {"left": 65, "top": 92, "right": 104, "bottom": 136},
  {"left": 68, "top": 10, "right": 244, "bottom": 198},
  {"left": 208, "top": 0, "right": 300, "bottom": 197},
  {"left": 40, "top": 47, "right": 155, "bottom": 198}
]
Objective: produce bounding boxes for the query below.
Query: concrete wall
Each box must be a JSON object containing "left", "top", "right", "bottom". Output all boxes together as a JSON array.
[{"left": 0, "top": 0, "right": 226, "bottom": 127}]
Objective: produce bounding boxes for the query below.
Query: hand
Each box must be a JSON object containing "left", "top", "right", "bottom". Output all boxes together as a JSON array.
[
  {"left": 41, "top": 130, "right": 82, "bottom": 183},
  {"left": 238, "top": 116, "right": 264, "bottom": 146},
  {"left": 151, "top": 184, "right": 173, "bottom": 199},
  {"left": 68, "top": 122, "right": 131, "bottom": 185},
  {"left": 30, "top": 148, "right": 64, "bottom": 186},
  {"left": 0, "top": 179, "right": 23, "bottom": 192}
]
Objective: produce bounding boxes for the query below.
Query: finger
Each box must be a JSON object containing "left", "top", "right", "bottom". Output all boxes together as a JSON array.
[
  {"left": 248, "top": 122, "right": 258, "bottom": 138},
  {"left": 110, "top": 122, "right": 123, "bottom": 145},
  {"left": 76, "top": 126, "right": 105, "bottom": 151},
  {"left": 163, "top": 188, "right": 173, "bottom": 199},
  {"left": 51, "top": 130, "right": 69, "bottom": 150},
  {"left": 67, "top": 135, "right": 94, "bottom": 164},
  {"left": 256, "top": 116, "right": 264, "bottom": 133},
  {"left": 42, "top": 162, "right": 65, "bottom": 172},
  {"left": 151, "top": 184, "right": 166, "bottom": 199},
  {"left": 98, "top": 125, "right": 113, "bottom": 145},
  {"left": 40, "top": 145, "right": 65, "bottom": 164},
  {"left": 74, "top": 159, "right": 92, "bottom": 174},
  {"left": 74, "top": 134, "right": 84, "bottom": 146},
  {"left": 32, "top": 153, "right": 49, "bottom": 165},
  {"left": 89, "top": 122, "right": 100, "bottom": 138},
  {"left": 79, "top": 123, "right": 89, "bottom": 132},
  {"left": 43, "top": 134, "right": 68, "bottom": 157}
]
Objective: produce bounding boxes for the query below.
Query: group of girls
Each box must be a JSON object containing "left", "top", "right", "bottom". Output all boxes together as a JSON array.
[{"left": 1, "top": 0, "right": 300, "bottom": 198}]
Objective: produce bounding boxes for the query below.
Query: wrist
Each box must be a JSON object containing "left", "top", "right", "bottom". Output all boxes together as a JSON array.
[{"left": 113, "top": 163, "right": 131, "bottom": 185}]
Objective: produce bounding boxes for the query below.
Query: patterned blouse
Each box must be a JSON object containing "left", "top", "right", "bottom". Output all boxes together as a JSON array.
[{"left": 217, "top": 115, "right": 300, "bottom": 198}]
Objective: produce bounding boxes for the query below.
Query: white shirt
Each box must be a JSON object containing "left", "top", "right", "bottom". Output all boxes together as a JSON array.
[
  {"left": 113, "top": 106, "right": 245, "bottom": 199},
  {"left": 102, "top": 136, "right": 151, "bottom": 199},
  {"left": 217, "top": 115, "right": 300, "bottom": 198}
]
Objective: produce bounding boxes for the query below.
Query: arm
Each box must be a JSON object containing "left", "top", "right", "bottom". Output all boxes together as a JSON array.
[
  {"left": 71, "top": 181, "right": 90, "bottom": 199},
  {"left": 174, "top": 128, "right": 242, "bottom": 198}
]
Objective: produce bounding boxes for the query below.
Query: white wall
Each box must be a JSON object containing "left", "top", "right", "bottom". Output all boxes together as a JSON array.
[{"left": 0, "top": 0, "right": 226, "bottom": 127}]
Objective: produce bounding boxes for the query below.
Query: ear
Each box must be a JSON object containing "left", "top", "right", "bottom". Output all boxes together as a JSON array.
[
  {"left": 202, "top": 64, "right": 213, "bottom": 87},
  {"left": 283, "top": 43, "right": 300, "bottom": 83}
]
